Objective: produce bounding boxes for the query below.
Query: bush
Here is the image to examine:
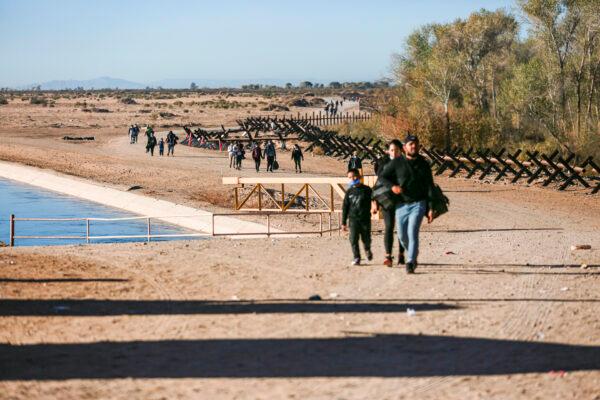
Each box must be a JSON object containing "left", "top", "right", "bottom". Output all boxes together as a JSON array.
[
  {"left": 30, "top": 96, "right": 47, "bottom": 106},
  {"left": 0, "top": 96, "right": 8, "bottom": 105}
]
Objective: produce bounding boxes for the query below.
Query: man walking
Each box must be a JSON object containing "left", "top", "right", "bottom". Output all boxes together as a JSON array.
[
  {"left": 347, "top": 151, "right": 363, "bottom": 175},
  {"left": 265, "top": 140, "right": 277, "bottom": 172},
  {"left": 379, "top": 134, "right": 434, "bottom": 273},
  {"left": 228, "top": 142, "right": 236, "bottom": 168},
  {"left": 291, "top": 144, "right": 304, "bottom": 173},
  {"left": 166, "top": 130, "right": 179, "bottom": 156},
  {"left": 252, "top": 142, "right": 263, "bottom": 172}
]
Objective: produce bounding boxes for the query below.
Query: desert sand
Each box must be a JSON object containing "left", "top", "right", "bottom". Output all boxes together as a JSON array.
[{"left": 0, "top": 92, "right": 599, "bottom": 399}]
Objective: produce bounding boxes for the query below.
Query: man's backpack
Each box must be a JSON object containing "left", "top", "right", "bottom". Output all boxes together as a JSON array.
[
  {"left": 430, "top": 184, "right": 449, "bottom": 219},
  {"left": 252, "top": 147, "right": 261, "bottom": 159}
]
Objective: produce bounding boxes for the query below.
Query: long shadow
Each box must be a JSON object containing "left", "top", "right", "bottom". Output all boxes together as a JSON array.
[
  {"left": 1, "top": 334, "right": 598, "bottom": 380},
  {"left": 0, "top": 299, "right": 457, "bottom": 317},
  {"left": 425, "top": 228, "right": 563, "bottom": 233},
  {"left": 424, "top": 269, "right": 600, "bottom": 276},
  {"left": 421, "top": 263, "right": 599, "bottom": 269},
  {"left": 0, "top": 278, "right": 129, "bottom": 283}
]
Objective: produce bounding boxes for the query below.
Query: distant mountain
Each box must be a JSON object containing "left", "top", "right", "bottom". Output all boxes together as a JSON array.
[
  {"left": 148, "top": 78, "right": 293, "bottom": 89},
  {"left": 16, "top": 77, "right": 307, "bottom": 90},
  {"left": 19, "top": 77, "right": 147, "bottom": 90}
]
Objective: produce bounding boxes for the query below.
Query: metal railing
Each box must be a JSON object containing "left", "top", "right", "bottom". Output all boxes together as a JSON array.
[{"left": 7, "top": 211, "right": 342, "bottom": 246}]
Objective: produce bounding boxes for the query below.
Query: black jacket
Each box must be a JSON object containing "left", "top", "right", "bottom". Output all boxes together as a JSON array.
[
  {"left": 347, "top": 156, "right": 362, "bottom": 171},
  {"left": 379, "top": 154, "right": 434, "bottom": 208},
  {"left": 342, "top": 184, "right": 373, "bottom": 224}
]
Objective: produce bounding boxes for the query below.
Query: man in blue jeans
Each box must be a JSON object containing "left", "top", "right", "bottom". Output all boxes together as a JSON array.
[{"left": 379, "top": 134, "right": 434, "bottom": 273}]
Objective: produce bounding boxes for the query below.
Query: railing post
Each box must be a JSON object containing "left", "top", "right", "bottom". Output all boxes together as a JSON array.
[
  {"left": 211, "top": 214, "right": 215, "bottom": 236},
  {"left": 328, "top": 213, "right": 332, "bottom": 237},
  {"left": 319, "top": 213, "right": 323, "bottom": 237},
  {"left": 9, "top": 214, "right": 14, "bottom": 247},
  {"left": 147, "top": 218, "right": 151, "bottom": 243},
  {"left": 267, "top": 214, "right": 270, "bottom": 237},
  {"left": 86, "top": 219, "right": 90, "bottom": 244}
]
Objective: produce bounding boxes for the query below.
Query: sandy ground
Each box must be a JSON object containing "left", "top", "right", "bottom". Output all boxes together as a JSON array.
[{"left": 0, "top": 94, "right": 599, "bottom": 399}]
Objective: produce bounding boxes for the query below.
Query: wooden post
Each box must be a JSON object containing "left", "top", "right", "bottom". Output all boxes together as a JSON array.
[
  {"left": 234, "top": 187, "right": 239, "bottom": 210},
  {"left": 86, "top": 219, "right": 90, "bottom": 244},
  {"left": 281, "top": 183, "right": 285, "bottom": 210},
  {"left": 211, "top": 214, "right": 215, "bottom": 236},
  {"left": 328, "top": 213, "right": 332, "bottom": 237},
  {"left": 305, "top": 184, "right": 309, "bottom": 211},
  {"left": 147, "top": 218, "right": 151, "bottom": 243},
  {"left": 258, "top": 184, "right": 263, "bottom": 211},
  {"left": 330, "top": 185, "right": 334, "bottom": 211},
  {"left": 9, "top": 214, "right": 14, "bottom": 247}
]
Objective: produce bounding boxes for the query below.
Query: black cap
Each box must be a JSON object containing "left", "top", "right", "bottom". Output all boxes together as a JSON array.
[{"left": 404, "top": 134, "right": 419, "bottom": 144}]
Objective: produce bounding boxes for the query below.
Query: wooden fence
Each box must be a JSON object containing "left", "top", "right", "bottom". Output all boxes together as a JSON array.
[{"left": 178, "top": 116, "right": 599, "bottom": 195}]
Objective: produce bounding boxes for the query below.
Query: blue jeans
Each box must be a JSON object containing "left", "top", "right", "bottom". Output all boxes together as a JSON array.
[{"left": 395, "top": 200, "right": 426, "bottom": 264}]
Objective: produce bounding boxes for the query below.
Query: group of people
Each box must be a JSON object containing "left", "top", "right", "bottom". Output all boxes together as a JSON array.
[
  {"left": 227, "top": 141, "right": 304, "bottom": 173},
  {"left": 342, "top": 134, "right": 435, "bottom": 273},
  {"left": 128, "top": 125, "right": 140, "bottom": 144},
  {"left": 324, "top": 99, "right": 343, "bottom": 116},
  {"left": 140, "top": 126, "right": 179, "bottom": 157}
]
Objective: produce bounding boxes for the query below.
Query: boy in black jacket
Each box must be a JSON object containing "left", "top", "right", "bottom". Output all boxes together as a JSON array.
[{"left": 342, "top": 169, "right": 373, "bottom": 265}]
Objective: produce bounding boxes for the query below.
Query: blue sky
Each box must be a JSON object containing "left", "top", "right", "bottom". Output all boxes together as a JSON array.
[{"left": 0, "top": 0, "right": 518, "bottom": 86}]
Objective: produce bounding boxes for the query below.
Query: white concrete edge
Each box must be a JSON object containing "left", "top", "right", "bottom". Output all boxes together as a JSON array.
[{"left": 0, "top": 160, "right": 284, "bottom": 236}]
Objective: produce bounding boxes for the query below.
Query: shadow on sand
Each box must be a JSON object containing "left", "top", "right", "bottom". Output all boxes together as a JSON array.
[{"left": 1, "top": 334, "right": 598, "bottom": 380}]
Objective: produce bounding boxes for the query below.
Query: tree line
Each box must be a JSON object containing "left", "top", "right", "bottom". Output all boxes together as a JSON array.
[{"left": 378, "top": 0, "right": 600, "bottom": 157}]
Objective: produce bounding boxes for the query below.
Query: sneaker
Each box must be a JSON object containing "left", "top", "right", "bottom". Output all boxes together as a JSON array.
[
  {"left": 352, "top": 258, "right": 361, "bottom": 266},
  {"left": 406, "top": 262, "right": 417, "bottom": 274},
  {"left": 398, "top": 251, "right": 405, "bottom": 265},
  {"left": 366, "top": 250, "right": 373, "bottom": 261},
  {"left": 383, "top": 256, "right": 393, "bottom": 267}
]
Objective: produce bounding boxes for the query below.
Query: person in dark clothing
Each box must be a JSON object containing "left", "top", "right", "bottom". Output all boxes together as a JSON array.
[
  {"left": 147, "top": 134, "right": 157, "bottom": 156},
  {"left": 145, "top": 126, "right": 154, "bottom": 153},
  {"left": 235, "top": 142, "right": 245, "bottom": 170},
  {"left": 342, "top": 169, "right": 373, "bottom": 266},
  {"left": 158, "top": 138, "right": 165, "bottom": 156},
  {"left": 265, "top": 140, "right": 277, "bottom": 172},
  {"left": 291, "top": 144, "right": 304, "bottom": 173},
  {"left": 252, "top": 143, "right": 263, "bottom": 172},
  {"left": 166, "top": 131, "right": 178, "bottom": 156},
  {"left": 379, "top": 134, "right": 434, "bottom": 273},
  {"left": 347, "top": 151, "right": 363, "bottom": 174},
  {"left": 372, "top": 139, "right": 405, "bottom": 267}
]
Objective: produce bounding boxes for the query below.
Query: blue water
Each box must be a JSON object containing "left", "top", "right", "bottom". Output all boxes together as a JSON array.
[{"left": 0, "top": 178, "right": 197, "bottom": 246}]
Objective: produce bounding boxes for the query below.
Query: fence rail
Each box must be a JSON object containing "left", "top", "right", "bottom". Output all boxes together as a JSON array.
[{"left": 7, "top": 211, "right": 342, "bottom": 247}]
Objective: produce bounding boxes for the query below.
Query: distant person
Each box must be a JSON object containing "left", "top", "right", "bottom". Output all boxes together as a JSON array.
[
  {"left": 158, "top": 138, "right": 165, "bottom": 156},
  {"left": 147, "top": 133, "right": 157, "bottom": 156},
  {"left": 128, "top": 125, "right": 135, "bottom": 144},
  {"left": 132, "top": 125, "right": 139, "bottom": 143},
  {"left": 325, "top": 103, "right": 330, "bottom": 114},
  {"left": 235, "top": 142, "right": 245, "bottom": 170},
  {"left": 342, "top": 168, "right": 373, "bottom": 266},
  {"left": 348, "top": 151, "right": 363, "bottom": 175},
  {"left": 228, "top": 142, "right": 236, "bottom": 168},
  {"left": 166, "top": 130, "right": 179, "bottom": 156},
  {"left": 291, "top": 144, "right": 304, "bottom": 173},
  {"left": 379, "top": 134, "right": 435, "bottom": 274},
  {"left": 252, "top": 142, "right": 263, "bottom": 172},
  {"left": 265, "top": 140, "right": 277, "bottom": 172},
  {"left": 145, "top": 126, "right": 154, "bottom": 153}
]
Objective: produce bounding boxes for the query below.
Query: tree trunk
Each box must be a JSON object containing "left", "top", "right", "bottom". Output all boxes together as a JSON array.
[{"left": 444, "top": 101, "right": 451, "bottom": 151}]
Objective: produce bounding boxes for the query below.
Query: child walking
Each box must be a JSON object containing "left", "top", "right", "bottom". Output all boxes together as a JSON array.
[
  {"left": 341, "top": 168, "right": 373, "bottom": 265},
  {"left": 158, "top": 138, "right": 165, "bottom": 156}
]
